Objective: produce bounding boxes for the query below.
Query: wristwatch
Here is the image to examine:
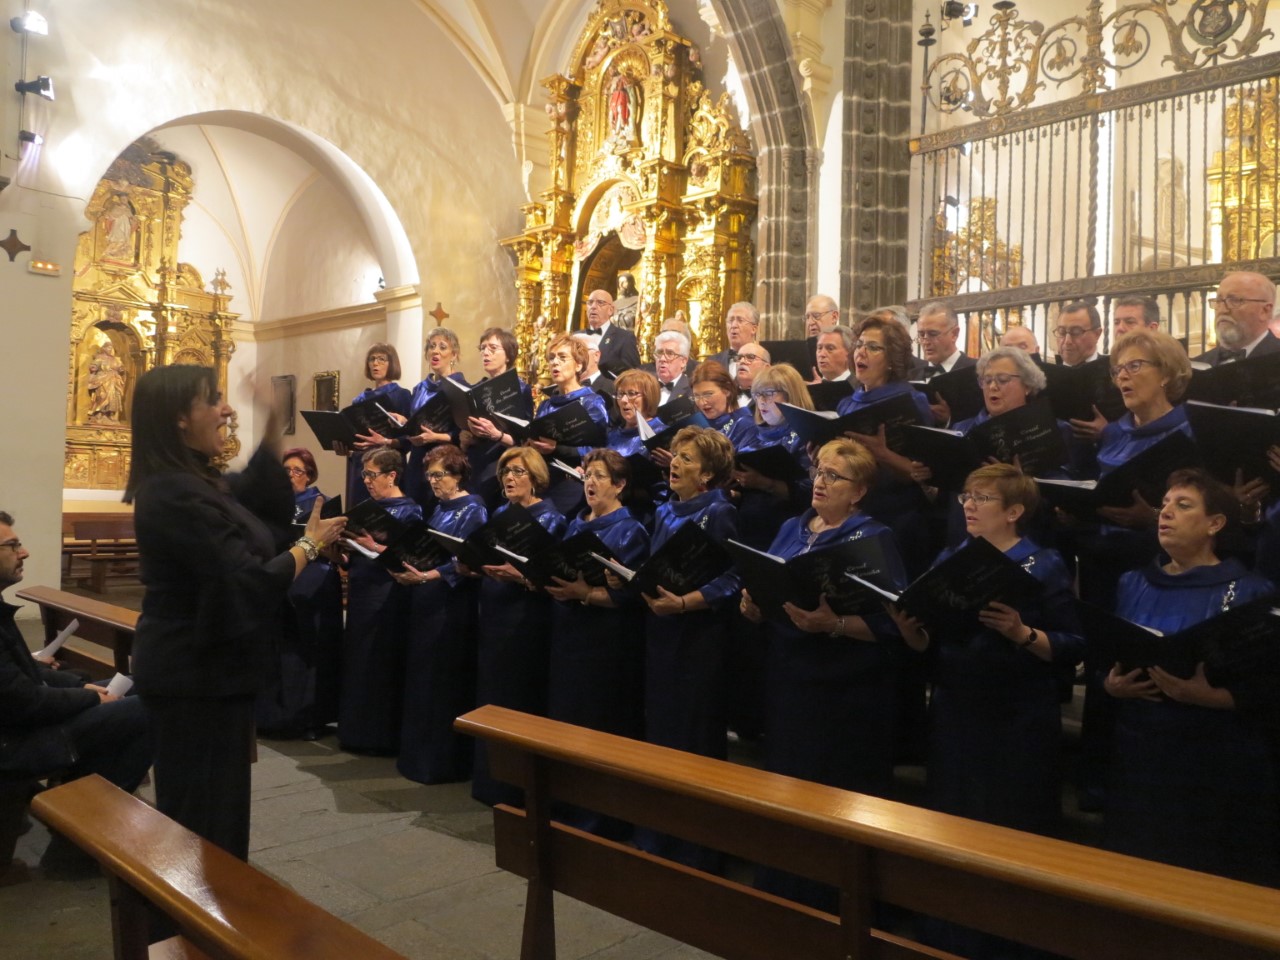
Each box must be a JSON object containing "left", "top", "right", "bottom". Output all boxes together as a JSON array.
[{"left": 294, "top": 536, "right": 322, "bottom": 562}]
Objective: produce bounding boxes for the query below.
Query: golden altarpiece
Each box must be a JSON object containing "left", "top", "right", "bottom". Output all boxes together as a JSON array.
[
  {"left": 65, "top": 138, "right": 239, "bottom": 490},
  {"left": 502, "top": 0, "right": 757, "bottom": 379}
]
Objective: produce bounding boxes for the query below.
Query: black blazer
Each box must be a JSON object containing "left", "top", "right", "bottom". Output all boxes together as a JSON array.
[
  {"left": 132, "top": 446, "right": 297, "bottom": 698},
  {"left": 597, "top": 324, "right": 640, "bottom": 378},
  {"left": 659, "top": 373, "right": 693, "bottom": 405},
  {"left": 1194, "top": 330, "right": 1280, "bottom": 366}
]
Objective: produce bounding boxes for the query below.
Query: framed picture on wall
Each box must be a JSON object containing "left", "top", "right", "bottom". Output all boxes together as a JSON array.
[
  {"left": 272, "top": 374, "right": 296, "bottom": 436},
  {"left": 313, "top": 371, "right": 340, "bottom": 412}
]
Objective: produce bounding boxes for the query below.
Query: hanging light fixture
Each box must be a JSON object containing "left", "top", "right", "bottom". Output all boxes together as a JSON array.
[
  {"left": 15, "top": 76, "right": 55, "bottom": 100},
  {"left": 9, "top": 11, "right": 48, "bottom": 35}
]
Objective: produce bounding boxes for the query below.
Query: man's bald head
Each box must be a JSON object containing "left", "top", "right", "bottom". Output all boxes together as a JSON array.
[
  {"left": 586, "top": 289, "right": 615, "bottom": 331},
  {"left": 1000, "top": 325, "right": 1040, "bottom": 356}
]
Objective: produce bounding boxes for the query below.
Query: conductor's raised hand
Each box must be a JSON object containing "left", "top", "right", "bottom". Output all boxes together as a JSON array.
[{"left": 304, "top": 496, "right": 345, "bottom": 548}]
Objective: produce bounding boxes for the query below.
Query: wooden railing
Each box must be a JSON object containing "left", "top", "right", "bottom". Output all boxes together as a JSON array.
[
  {"left": 16, "top": 584, "right": 137, "bottom": 680},
  {"left": 456, "top": 704, "right": 1280, "bottom": 960},
  {"left": 31, "top": 775, "right": 406, "bottom": 960}
]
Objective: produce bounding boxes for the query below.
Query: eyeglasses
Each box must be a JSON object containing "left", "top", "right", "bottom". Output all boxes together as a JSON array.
[
  {"left": 360, "top": 471, "right": 388, "bottom": 482},
  {"left": 1109, "top": 358, "right": 1156, "bottom": 379},
  {"left": 499, "top": 466, "right": 529, "bottom": 478},
  {"left": 582, "top": 470, "right": 613, "bottom": 483},
  {"left": 753, "top": 388, "right": 782, "bottom": 400},
  {"left": 979, "top": 373, "right": 1021, "bottom": 389},
  {"left": 692, "top": 391, "right": 723, "bottom": 402},
  {"left": 426, "top": 471, "right": 451, "bottom": 481},
  {"left": 804, "top": 310, "right": 834, "bottom": 321},
  {"left": 478, "top": 343, "right": 504, "bottom": 353},
  {"left": 617, "top": 390, "right": 645, "bottom": 400},
  {"left": 737, "top": 353, "right": 767, "bottom": 364},
  {"left": 0, "top": 540, "right": 23, "bottom": 552},
  {"left": 957, "top": 492, "right": 999, "bottom": 506},
  {"left": 284, "top": 466, "right": 308, "bottom": 477},
  {"left": 654, "top": 350, "right": 685, "bottom": 361},
  {"left": 1053, "top": 325, "right": 1099, "bottom": 339},
  {"left": 814, "top": 467, "right": 855, "bottom": 485},
  {"left": 1209, "top": 295, "right": 1270, "bottom": 310},
  {"left": 367, "top": 355, "right": 389, "bottom": 365},
  {"left": 851, "top": 340, "right": 885, "bottom": 353},
  {"left": 726, "top": 316, "right": 757, "bottom": 327}
]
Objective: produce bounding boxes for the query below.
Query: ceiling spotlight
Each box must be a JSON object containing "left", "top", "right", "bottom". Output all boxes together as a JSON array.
[
  {"left": 15, "top": 76, "right": 55, "bottom": 100},
  {"left": 941, "top": 2, "right": 979, "bottom": 26},
  {"left": 10, "top": 11, "right": 48, "bottom": 35},
  {"left": 19, "top": 130, "right": 43, "bottom": 146}
]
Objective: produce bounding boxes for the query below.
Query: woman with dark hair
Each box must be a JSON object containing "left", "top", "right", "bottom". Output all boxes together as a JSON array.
[
  {"left": 126, "top": 365, "right": 346, "bottom": 860},
  {"left": 339, "top": 448, "right": 422, "bottom": 755},
  {"left": 389, "top": 443, "right": 487, "bottom": 783},
  {"left": 544, "top": 450, "right": 650, "bottom": 791},
  {"left": 530, "top": 334, "right": 611, "bottom": 515},
  {"left": 255, "top": 447, "right": 344, "bottom": 739},
  {"left": 471, "top": 446, "right": 567, "bottom": 805},
  {"left": 342, "top": 343, "right": 412, "bottom": 508},
  {"left": 1105, "top": 468, "right": 1277, "bottom": 884},
  {"left": 636, "top": 426, "right": 740, "bottom": 866},
  {"left": 462, "top": 327, "right": 535, "bottom": 508},
  {"left": 690, "top": 361, "right": 760, "bottom": 451}
]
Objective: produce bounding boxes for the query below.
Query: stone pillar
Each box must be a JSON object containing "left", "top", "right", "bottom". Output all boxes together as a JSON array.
[
  {"left": 375, "top": 285, "right": 424, "bottom": 381},
  {"left": 841, "top": 0, "right": 913, "bottom": 313}
]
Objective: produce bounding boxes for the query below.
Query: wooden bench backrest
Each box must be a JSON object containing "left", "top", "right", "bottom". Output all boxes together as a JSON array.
[
  {"left": 456, "top": 705, "right": 1280, "bottom": 960},
  {"left": 72, "top": 518, "right": 136, "bottom": 542},
  {"left": 15, "top": 585, "right": 137, "bottom": 677},
  {"left": 31, "top": 775, "right": 405, "bottom": 960}
]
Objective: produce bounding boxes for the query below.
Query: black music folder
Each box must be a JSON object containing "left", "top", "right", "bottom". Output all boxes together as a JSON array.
[
  {"left": 398, "top": 391, "right": 455, "bottom": 437},
  {"left": 343, "top": 499, "right": 404, "bottom": 545},
  {"left": 1185, "top": 400, "right": 1280, "bottom": 484},
  {"left": 903, "top": 426, "right": 981, "bottom": 491},
  {"left": 302, "top": 397, "right": 402, "bottom": 450},
  {"left": 1040, "top": 359, "right": 1125, "bottom": 423},
  {"left": 727, "top": 536, "right": 900, "bottom": 622},
  {"left": 911, "top": 365, "right": 984, "bottom": 423},
  {"left": 735, "top": 444, "right": 809, "bottom": 483},
  {"left": 377, "top": 522, "right": 453, "bottom": 572},
  {"left": 967, "top": 399, "right": 1067, "bottom": 478},
  {"left": 438, "top": 369, "right": 525, "bottom": 430},
  {"left": 497, "top": 530, "right": 614, "bottom": 588},
  {"left": 855, "top": 536, "right": 1044, "bottom": 642},
  {"left": 643, "top": 409, "right": 711, "bottom": 452},
  {"left": 600, "top": 521, "right": 731, "bottom": 598},
  {"left": 807, "top": 379, "right": 856, "bottom": 413},
  {"left": 496, "top": 404, "right": 608, "bottom": 447},
  {"left": 431, "top": 503, "right": 559, "bottom": 571},
  {"left": 1076, "top": 597, "right": 1280, "bottom": 681},
  {"left": 1187, "top": 350, "right": 1280, "bottom": 409},
  {"left": 1034, "top": 430, "right": 1200, "bottom": 518},
  {"left": 779, "top": 392, "right": 923, "bottom": 450}
]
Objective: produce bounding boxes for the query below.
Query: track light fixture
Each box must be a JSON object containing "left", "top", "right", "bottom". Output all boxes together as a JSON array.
[
  {"left": 941, "top": 2, "right": 978, "bottom": 27},
  {"left": 15, "top": 76, "right": 55, "bottom": 101},
  {"left": 19, "top": 130, "right": 43, "bottom": 146},
  {"left": 10, "top": 11, "right": 47, "bottom": 35}
]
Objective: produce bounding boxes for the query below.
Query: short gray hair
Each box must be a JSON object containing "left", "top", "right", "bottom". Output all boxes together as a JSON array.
[
  {"left": 654, "top": 330, "right": 690, "bottom": 357},
  {"left": 726, "top": 302, "right": 760, "bottom": 326},
  {"left": 821, "top": 325, "right": 857, "bottom": 353},
  {"left": 918, "top": 302, "right": 959, "bottom": 328},
  {"left": 976, "top": 346, "right": 1046, "bottom": 394}
]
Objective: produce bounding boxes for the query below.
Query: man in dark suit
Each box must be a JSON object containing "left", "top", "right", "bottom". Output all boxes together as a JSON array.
[
  {"left": 585, "top": 289, "right": 640, "bottom": 378},
  {"left": 999, "top": 323, "right": 1041, "bottom": 359},
  {"left": 0, "top": 510, "right": 151, "bottom": 875},
  {"left": 641, "top": 318, "right": 698, "bottom": 376},
  {"left": 1049, "top": 301, "right": 1118, "bottom": 443},
  {"left": 653, "top": 330, "right": 693, "bottom": 406},
  {"left": 915, "top": 302, "right": 977, "bottom": 424},
  {"left": 705, "top": 301, "right": 760, "bottom": 380},
  {"left": 1195, "top": 271, "right": 1280, "bottom": 365},
  {"left": 803, "top": 294, "right": 840, "bottom": 375},
  {"left": 572, "top": 331, "right": 618, "bottom": 420}
]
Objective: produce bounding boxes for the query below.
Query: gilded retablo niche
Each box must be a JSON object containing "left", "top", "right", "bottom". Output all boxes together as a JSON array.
[{"left": 66, "top": 138, "right": 239, "bottom": 490}]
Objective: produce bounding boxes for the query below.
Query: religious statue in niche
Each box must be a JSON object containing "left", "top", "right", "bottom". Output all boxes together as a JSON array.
[
  {"left": 85, "top": 341, "right": 127, "bottom": 423},
  {"left": 607, "top": 66, "right": 642, "bottom": 144},
  {"left": 100, "top": 192, "right": 138, "bottom": 262},
  {"left": 614, "top": 272, "right": 641, "bottom": 330}
]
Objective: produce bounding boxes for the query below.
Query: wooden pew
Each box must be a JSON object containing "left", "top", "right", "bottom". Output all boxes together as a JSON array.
[
  {"left": 15, "top": 584, "right": 136, "bottom": 680},
  {"left": 67, "top": 517, "right": 139, "bottom": 593},
  {"left": 31, "top": 775, "right": 406, "bottom": 960},
  {"left": 456, "top": 705, "right": 1280, "bottom": 960}
]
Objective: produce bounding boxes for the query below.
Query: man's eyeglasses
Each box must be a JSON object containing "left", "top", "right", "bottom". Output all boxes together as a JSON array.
[
  {"left": 1209, "top": 295, "right": 1270, "bottom": 310},
  {"left": 360, "top": 471, "right": 388, "bottom": 482},
  {"left": 737, "top": 353, "right": 767, "bottom": 364},
  {"left": 726, "top": 316, "right": 757, "bottom": 327},
  {"left": 851, "top": 340, "right": 885, "bottom": 353},
  {"left": 979, "top": 373, "right": 1020, "bottom": 389},
  {"left": 654, "top": 350, "right": 685, "bottom": 361},
  {"left": 804, "top": 310, "right": 834, "bottom": 321},
  {"left": 1053, "top": 325, "right": 1099, "bottom": 339},
  {"left": 0, "top": 540, "right": 23, "bottom": 552},
  {"left": 499, "top": 466, "right": 529, "bottom": 478}
]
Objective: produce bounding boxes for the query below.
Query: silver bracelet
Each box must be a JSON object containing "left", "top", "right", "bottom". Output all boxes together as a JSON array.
[
  {"left": 293, "top": 536, "right": 321, "bottom": 563},
  {"left": 831, "top": 616, "right": 846, "bottom": 638}
]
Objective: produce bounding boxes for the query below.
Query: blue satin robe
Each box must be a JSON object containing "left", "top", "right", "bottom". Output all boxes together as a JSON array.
[
  {"left": 256, "top": 486, "right": 344, "bottom": 737},
  {"left": 345, "top": 382, "right": 412, "bottom": 508},
  {"left": 927, "top": 537, "right": 1083, "bottom": 835},
  {"left": 1096, "top": 403, "right": 1192, "bottom": 477},
  {"left": 466, "top": 376, "right": 535, "bottom": 510},
  {"left": 472, "top": 499, "right": 567, "bottom": 806},
  {"left": 736, "top": 422, "right": 812, "bottom": 551},
  {"left": 1107, "top": 558, "right": 1278, "bottom": 883},
  {"left": 539, "top": 387, "right": 611, "bottom": 516},
  {"left": 706, "top": 407, "right": 761, "bottom": 452},
  {"left": 338, "top": 495, "right": 422, "bottom": 754},
  {"left": 402, "top": 372, "right": 469, "bottom": 509},
  {"left": 396, "top": 493, "right": 488, "bottom": 784}
]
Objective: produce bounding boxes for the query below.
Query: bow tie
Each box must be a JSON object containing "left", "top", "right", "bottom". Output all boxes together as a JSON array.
[
  {"left": 924, "top": 363, "right": 943, "bottom": 378},
  {"left": 726, "top": 350, "right": 738, "bottom": 363},
  {"left": 660, "top": 381, "right": 675, "bottom": 390},
  {"left": 1219, "top": 348, "right": 1247, "bottom": 363}
]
